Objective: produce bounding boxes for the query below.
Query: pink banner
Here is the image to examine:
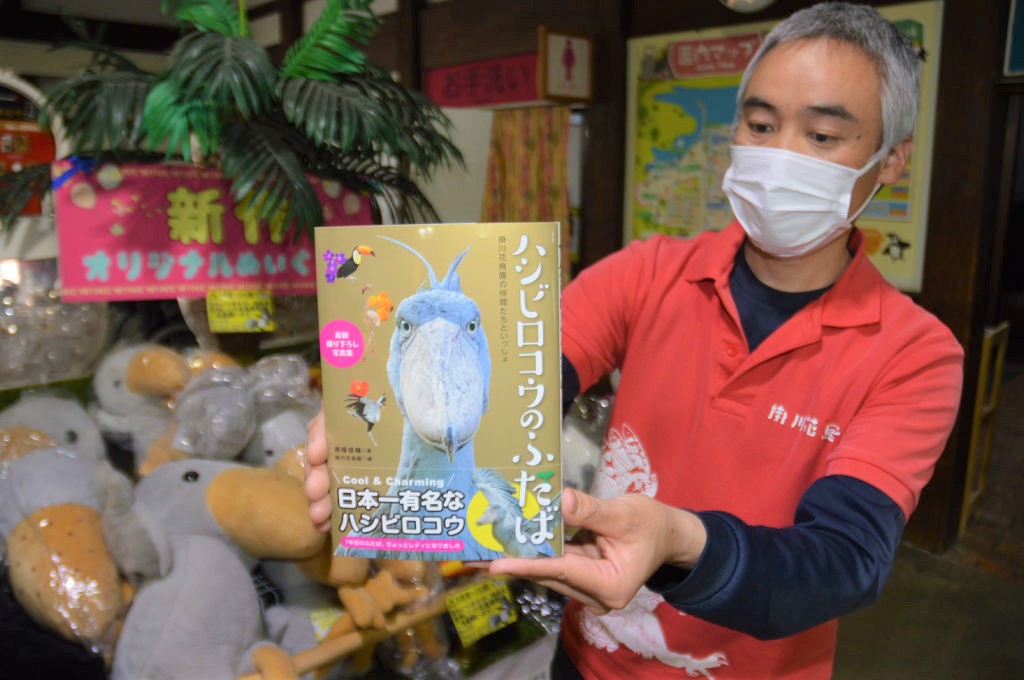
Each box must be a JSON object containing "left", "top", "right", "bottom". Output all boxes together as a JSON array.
[
  {"left": 423, "top": 53, "right": 539, "bottom": 108},
  {"left": 53, "top": 160, "right": 373, "bottom": 302},
  {"left": 668, "top": 33, "right": 762, "bottom": 78}
]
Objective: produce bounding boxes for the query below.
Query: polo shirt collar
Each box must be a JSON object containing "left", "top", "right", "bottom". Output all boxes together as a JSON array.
[
  {"left": 820, "top": 228, "right": 884, "bottom": 328},
  {"left": 683, "top": 222, "right": 884, "bottom": 329},
  {"left": 683, "top": 222, "right": 746, "bottom": 284}
]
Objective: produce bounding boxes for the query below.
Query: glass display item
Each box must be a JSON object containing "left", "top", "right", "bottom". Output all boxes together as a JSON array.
[{"left": 0, "top": 257, "right": 108, "bottom": 389}]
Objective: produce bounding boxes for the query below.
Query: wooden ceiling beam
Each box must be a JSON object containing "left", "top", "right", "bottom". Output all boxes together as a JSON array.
[{"left": 0, "top": 2, "right": 179, "bottom": 53}]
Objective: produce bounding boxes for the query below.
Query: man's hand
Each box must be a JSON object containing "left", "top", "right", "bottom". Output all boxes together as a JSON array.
[
  {"left": 483, "top": 488, "right": 707, "bottom": 615},
  {"left": 303, "top": 408, "right": 331, "bottom": 532}
]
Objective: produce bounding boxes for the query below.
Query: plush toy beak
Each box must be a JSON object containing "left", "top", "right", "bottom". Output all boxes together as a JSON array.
[
  {"left": 272, "top": 446, "right": 307, "bottom": 482},
  {"left": 125, "top": 346, "right": 191, "bottom": 396},
  {"left": 6, "top": 503, "right": 126, "bottom": 647},
  {"left": 0, "top": 426, "right": 56, "bottom": 461},
  {"left": 206, "top": 466, "right": 326, "bottom": 560}
]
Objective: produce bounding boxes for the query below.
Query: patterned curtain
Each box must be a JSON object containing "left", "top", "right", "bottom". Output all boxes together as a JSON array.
[{"left": 482, "top": 106, "right": 572, "bottom": 282}]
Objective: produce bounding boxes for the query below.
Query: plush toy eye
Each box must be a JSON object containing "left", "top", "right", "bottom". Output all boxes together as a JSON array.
[
  {"left": 399, "top": 319, "right": 413, "bottom": 336},
  {"left": 466, "top": 320, "right": 479, "bottom": 334},
  {"left": 65, "top": 430, "right": 78, "bottom": 444},
  {"left": 183, "top": 470, "right": 200, "bottom": 483}
]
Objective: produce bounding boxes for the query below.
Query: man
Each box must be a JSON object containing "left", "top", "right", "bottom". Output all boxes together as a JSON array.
[{"left": 306, "top": 3, "right": 963, "bottom": 678}]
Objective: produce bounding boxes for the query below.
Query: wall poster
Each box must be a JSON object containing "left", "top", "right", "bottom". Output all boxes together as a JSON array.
[{"left": 623, "top": 1, "right": 942, "bottom": 292}]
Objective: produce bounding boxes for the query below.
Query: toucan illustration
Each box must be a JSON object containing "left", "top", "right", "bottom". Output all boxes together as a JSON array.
[{"left": 336, "top": 245, "right": 375, "bottom": 279}]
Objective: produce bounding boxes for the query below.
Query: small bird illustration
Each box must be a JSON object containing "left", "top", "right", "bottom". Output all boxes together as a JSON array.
[
  {"left": 346, "top": 393, "right": 386, "bottom": 445},
  {"left": 336, "top": 245, "right": 375, "bottom": 280},
  {"left": 882, "top": 233, "right": 910, "bottom": 261}
]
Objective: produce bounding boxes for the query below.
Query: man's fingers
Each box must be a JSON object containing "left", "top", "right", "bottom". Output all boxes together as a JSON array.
[
  {"left": 304, "top": 409, "right": 327, "bottom": 467},
  {"left": 488, "top": 556, "right": 564, "bottom": 580},
  {"left": 309, "top": 495, "right": 332, "bottom": 531},
  {"left": 305, "top": 463, "right": 330, "bottom": 503},
  {"left": 303, "top": 408, "right": 331, "bottom": 532},
  {"left": 561, "top": 488, "right": 612, "bottom": 534}
]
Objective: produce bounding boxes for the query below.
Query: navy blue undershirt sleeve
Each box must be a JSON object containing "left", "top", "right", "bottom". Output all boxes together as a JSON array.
[{"left": 646, "top": 475, "right": 905, "bottom": 640}]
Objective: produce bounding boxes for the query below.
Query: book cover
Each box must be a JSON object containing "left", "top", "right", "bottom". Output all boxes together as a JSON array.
[{"left": 314, "top": 222, "right": 563, "bottom": 561}]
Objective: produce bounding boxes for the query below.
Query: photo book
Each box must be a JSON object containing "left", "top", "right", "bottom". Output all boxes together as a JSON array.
[{"left": 315, "top": 222, "right": 563, "bottom": 561}]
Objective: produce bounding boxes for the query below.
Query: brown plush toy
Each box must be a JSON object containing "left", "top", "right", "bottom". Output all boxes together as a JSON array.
[
  {"left": 0, "top": 431, "right": 135, "bottom": 664},
  {"left": 375, "top": 559, "right": 450, "bottom": 674},
  {"left": 337, "top": 569, "right": 428, "bottom": 630},
  {"left": 264, "top": 447, "right": 446, "bottom": 677}
]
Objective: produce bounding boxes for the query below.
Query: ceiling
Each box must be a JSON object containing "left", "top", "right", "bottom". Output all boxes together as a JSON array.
[
  {"left": 0, "top": 0, "right": 402, "bottom": 78},
  {"left": 17, "top": 0, "right": 399, "bottom": 29},
  {"left": 20, "top": 0, "right": 277, "bottom": 27}
]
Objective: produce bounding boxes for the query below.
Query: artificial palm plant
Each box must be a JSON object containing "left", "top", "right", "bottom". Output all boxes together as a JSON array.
[{"left": 0, "top": 0, "right": 461, "bottom": 239}]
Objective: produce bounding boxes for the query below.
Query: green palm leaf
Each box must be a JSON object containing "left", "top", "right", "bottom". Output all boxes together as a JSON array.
[
  {"left": 280, "top": 0, "right": 378, "bottom": 80},
  {"left": 0, "top": 164, "right": 53, "bottom": 235},
  {"left": 220, "top": 118, "right": 324, "bottom": 240},
  {"left": 142, "top": 80, "right": 223, "bottom": 162},
  {"left": 312, "top": 154, "right": 441, "bottom": 224},
  {"left": 279, "top": 72, "right": 463, "bottom": 175},
  {"left": 50, "top": 14, "right": 145, "bottom": 72},
  {"left": 41, "top": 71, "right": 156, "bottom": 154},
  {"left": 162, "top": 0, "right": 243, "bottom": 36},
  {"left": 166, "top": 32, "right": 277, "bottom": 119}
]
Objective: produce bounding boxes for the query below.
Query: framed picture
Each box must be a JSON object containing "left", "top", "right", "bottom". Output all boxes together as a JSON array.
[{"left": 538, "top": 26, "right": 593, "bottom": 103}]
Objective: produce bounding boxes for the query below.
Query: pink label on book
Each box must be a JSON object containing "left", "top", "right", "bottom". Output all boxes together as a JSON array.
[
  {"left": 320, "top": 319, "right": 365, "bottom": 368},
  {"left": 341, "top": 537, "right": 465, "bottom": 552}
]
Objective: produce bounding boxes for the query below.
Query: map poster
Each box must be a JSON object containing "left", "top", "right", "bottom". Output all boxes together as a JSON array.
[{"left": 624, "top": 1, "right": 942, "bottom": 292}]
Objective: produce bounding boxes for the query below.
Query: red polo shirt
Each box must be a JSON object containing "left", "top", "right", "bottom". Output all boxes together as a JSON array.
[{"left": 559, "top": 223, "right": 963, "bottom": 679}]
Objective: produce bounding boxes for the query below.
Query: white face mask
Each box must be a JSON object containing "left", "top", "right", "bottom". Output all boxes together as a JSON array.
[{"left": 721, "top": 145, "right": 886, "bottom": 258}]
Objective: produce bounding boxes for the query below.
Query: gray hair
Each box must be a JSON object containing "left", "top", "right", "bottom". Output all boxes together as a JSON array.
[{"left": 735, "top": 2, "right": 921, "bottom": 152}]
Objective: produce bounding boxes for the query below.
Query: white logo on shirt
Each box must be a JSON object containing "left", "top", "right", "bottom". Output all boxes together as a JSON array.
[
  {"left": 578, "top": 424, "right": 729, "bottom": 677},
  {"left": 767, "top": 403, "right": 841, "bottom": 442}
]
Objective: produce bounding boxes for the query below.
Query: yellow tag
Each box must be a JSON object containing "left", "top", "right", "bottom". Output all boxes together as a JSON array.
[
  {"left": 445, "top": 577, "right": 518, "bottom": 647},
  {"left": 309, "top": 606, "right": 346, "bottom": 642},
  {"left": 206, "top": 289, "right": 276, "bottom": 333},
  {"left": 440, "top": 560, "right": 468, "bottom": 578}
]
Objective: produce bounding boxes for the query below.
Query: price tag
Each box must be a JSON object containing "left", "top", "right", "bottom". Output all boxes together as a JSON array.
[
  {"left": 206, "top": 289, "right": 276, "bottom": 333},
  {"left": 309, "top": 606, "right": 347, "bottom": 642},
  {"left": 445, "top": 577, "right": 518, "bottom": 647}
]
